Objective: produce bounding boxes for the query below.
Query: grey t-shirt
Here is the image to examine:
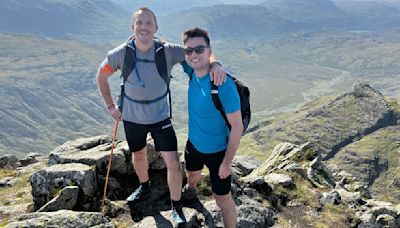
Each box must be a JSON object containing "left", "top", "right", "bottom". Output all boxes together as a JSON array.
[{"left": 107, "top": 41, "right": 185, "bottom": 124}]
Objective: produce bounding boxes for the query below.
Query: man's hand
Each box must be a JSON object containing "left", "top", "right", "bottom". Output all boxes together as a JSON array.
[
  {"left": 108, "top": 105, "right": 121, "bottom": 121},
  {"left": 210, "top": 62, "right": 226, "bottom": 86},
  {"left": 218, "top": 160, "right": 232, "bottom": 179}
]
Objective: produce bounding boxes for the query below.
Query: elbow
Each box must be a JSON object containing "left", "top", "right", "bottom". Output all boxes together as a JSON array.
[{"left": 231, "top": 121, "right": 243, "bottom": 134}]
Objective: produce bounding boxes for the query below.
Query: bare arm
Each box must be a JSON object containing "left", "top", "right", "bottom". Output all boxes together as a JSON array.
[
  {"left": 96, "top": 59, "right": 121, "bottom": 121},
  {"left": 209, "top": 54, "right": 226, "bottom": 85},
  {"left": 218, "top": 110, "right": 243, "bottom": 179}
]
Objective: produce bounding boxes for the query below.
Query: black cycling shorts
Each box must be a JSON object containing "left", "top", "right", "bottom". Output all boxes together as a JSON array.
[
  {"left": 184, "top": 140, "right": 231, "bottom": 195},
  {"left": 123, "top": 118, "right": 177, "bottom": 152}
]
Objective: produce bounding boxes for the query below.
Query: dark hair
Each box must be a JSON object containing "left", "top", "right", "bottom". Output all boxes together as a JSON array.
[
  {"left": 132, "top": 7, "right": 158, "bottom": 29},
  {"left": 182, "top": 27, "right": 210, "bottom": 46}
]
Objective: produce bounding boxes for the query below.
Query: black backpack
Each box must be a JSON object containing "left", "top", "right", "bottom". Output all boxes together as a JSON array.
[
  {"left": 188, "top": 71, "right": 251, "bottom": 135},
  {"left": 118, "top": 38, "right": 172, "bottom": 116}
]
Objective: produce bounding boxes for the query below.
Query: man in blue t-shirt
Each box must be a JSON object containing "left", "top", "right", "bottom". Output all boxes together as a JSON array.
[{"left": 182, "top": 27, "right": 243, "bottom": 228}]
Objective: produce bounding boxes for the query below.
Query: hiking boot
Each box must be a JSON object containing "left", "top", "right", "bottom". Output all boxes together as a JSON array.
[
  {"left": 171, "top": 206, "right": 186, "bottom": 225},
  {"left": 126, "top": 185, "right": 150, "bottom": 203},
  {"left": 181, "top": 184, "right": 197, "bottom": 200}
]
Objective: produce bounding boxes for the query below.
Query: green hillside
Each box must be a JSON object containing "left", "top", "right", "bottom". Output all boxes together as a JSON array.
[
  {"left": 0, "top": 33, "right": 113, "bottom": 156},
  {"left": 0, "top": 0, "right": 131, "bottom": 42}
]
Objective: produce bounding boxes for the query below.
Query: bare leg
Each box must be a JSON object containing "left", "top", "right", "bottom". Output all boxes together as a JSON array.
[
  {"left": 132, "top": 146, "right": 149, "bottom": 183},
  {"left": 161, "top": 151, "right": 183, "bottom": 201},
  {"left": 187, "top": 170, "right": 202, "bottom": 189},
  {"left": 214, "top": 193, "right": 237, "bottom": 228}
]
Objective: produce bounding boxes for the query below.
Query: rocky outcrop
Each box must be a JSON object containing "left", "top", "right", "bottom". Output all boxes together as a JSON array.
[
  {"left": 48, "top": 135, "right": 166, "bottom": 175},
  {"left": 19, "top": 153, "right": 41, "bottom": 167},
  {"left": 250, "top": 83, "right": 398, "bottom": 160},
  {"left": 30, "top": 163, "right": 96, "bottom": 211},
  {"left": 0, "top": 154, "right": 19, "bottom": 168},
  {"left": 247, "top": 142, "right": 335, "bottom": 189},
  {"left": 328, "top": 125, "right": 400, "bottom": 204},
  {"left": 37, "top": 186, "right": 79, "bottom": 212},
  {"left": 6, "top": 210, "right": 112, "bottom": 228}
]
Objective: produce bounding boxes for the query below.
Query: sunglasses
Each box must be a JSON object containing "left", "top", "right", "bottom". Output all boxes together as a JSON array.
[{"left": 183, "top": 45, "right": 209, "bottom": 55}]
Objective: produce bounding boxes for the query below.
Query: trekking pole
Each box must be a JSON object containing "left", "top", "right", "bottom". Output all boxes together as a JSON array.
[{"left": 101, "top": 120, "right": 119, "bottom": 213}]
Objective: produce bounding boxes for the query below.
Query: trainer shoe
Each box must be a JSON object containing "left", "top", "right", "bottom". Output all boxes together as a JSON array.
[
  {"left": 126, "top": 185, "right": 150, "bottom": 203},
  {"left": 171, "top": 206, "right": 186, "bottom": 225},
  {"left": 181, "top": 184, "right": 197, "bottom": 200}
]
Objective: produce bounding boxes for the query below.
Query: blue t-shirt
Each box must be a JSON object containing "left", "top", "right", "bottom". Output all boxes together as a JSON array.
[{"left": 187, "top": 72, "right": 241, "bottom": 154}]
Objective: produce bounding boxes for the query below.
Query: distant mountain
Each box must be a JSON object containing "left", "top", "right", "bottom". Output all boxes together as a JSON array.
[
  {"left": 158, "top": 4, "right": 314, "bottom": 41},
  {"left": 260, "top": 0, "right": 349, "bottom": 28},
  {"left": 0, "top": 0, "right": 131, "bottom": 42},
  {"left": 109, "top": 0, "right": 223, "bottom": 16},
  {"left": 260, "top": 0, "right": 400, "bottom": 30},
  {"left": 333, "top": 1, "right": 400, "bottom": 29},
  {"left": 110, "top": 0, "right": 265, "bottom": 15}
]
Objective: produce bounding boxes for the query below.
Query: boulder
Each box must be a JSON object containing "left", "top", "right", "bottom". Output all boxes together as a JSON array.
[
  {"left": 376, "top": 214, "right": 396, "bottom": 228},
  {"left": 30, "top": 163, "right": 96, "bottom": 211},
  {"left": 321, "top": 190, "right": 341, "bottom": 205},
  {"left": 249, "top": 142, "right": 318, "bottom": 178},
  {"left": 48, "top": 135, "right": 166, "bottom": 176},
  {"left": 19, "top": 153, "right": 40, "bottom": 167},
  {"left": 7, "top": 210, "right": 112, "bottom": 227},
  {"left": 233, "top": 156, "right": 262, "bottom": 176},
  {"left": 264, "top": 173, "right": 295, "bottom": 189},
  {"left": 0, "top": 176, "right": 19, "bottom": 187},
  {"left": 37, "top": 186, "right": 79, "bottom": 212},
  {"left": 0, "top": 154, "right": 19, "bottom": 168}
]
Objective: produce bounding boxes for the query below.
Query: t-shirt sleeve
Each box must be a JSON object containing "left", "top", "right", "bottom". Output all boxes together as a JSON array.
[
  {"left": 165, "top": 43, "right": 185, "bottom": 66},
  {"left": 218, "top": 77, "right": 241, "bottom": 114},
  {"left": 106, "top": 43, "right": 126, "bottom": 71}
]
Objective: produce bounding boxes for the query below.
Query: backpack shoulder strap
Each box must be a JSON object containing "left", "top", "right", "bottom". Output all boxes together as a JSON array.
[
  {"left": 211, "top": 75, "right": 231, "bottom": 130},
  {"left": 154, "top": 39, "right": 173, "bottom": 118},
  {"left": 121, "top": 40, "right": 136, "bottom": 83},
  {"left": 154, "top": 40, "right": 169, "bottom": 85}
]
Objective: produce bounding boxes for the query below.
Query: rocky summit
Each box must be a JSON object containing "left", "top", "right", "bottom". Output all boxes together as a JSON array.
[{"left": 0, "top": 83, "right": 399, "bottom": 227}]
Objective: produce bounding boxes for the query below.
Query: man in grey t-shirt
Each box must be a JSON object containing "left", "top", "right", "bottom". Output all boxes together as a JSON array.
[{"left": 96, "top": 7, "right": 225, "bottom": 224}]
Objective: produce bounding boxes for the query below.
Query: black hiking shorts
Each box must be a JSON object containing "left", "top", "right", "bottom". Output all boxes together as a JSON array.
[
  {"left": 184, "top": 140, "right": 231, "bottom": 195},
  {"left": 123, "top": 118, "right": 177, "bottom": 152}
]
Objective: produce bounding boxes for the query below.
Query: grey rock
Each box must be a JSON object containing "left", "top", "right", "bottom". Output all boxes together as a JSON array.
[
  {"left": 48, "top": 135, "right": 135, "bottom": 176},
  {"left": 321, "top": 190, "right": 341, "bottom": 205},
  {"left": 248, "top": 142, "right": 322, "bottom": 183},
  {"left": 101, "top": 200, "right": 130, "bottom": 218},
  {"left": 264, "top": 173, "right": 294, "bottom": 189},
  {"left": 37, "top": 186, "right": 79, "bottom": 212},
  {"left": 237, "top": 203, "right": 276, "bottom": 227},
  {"left": 241, "top": 176, "right": 273, "bottom": 197},
  {"left": 0, "top": 154, "right": 19, "bottom": 168},
  {"left": 376, "top": 214, "right": 396, "bottom": 228},
  {"left": 195, "top": 198, "right": 276, "bottom": 228},
  {"left": 233, "top": 156, "right": 262, "bottom": 176},
  {"left": 337, "top": 188, "right": 365, "bottom": 205},
  {"left": 6, "top": 210, "right": 112, "bottom": 227},
  {"left": 48, "top": 135, "right": 165, "bottom": 176},
  {"left": 357, "top": 222, "right": 381, "bottom": 228},
  {"left": 19, "top": 156, "right": 38, "bottom": 167},
  {"left": 30, "top": 163, "right": 96, "bottom": 211},
  {"left": 0, "top": 176, "right": 19, "bottom": 187}
]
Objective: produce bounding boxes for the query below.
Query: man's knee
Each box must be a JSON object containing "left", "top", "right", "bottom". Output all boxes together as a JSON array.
[
  {"left": 215, "top": 194, "right": 233, "bottom": 210},
  {"left": 132, "top": 147, "right": 147, "bottom": 162},
  {"left": 187, "top": 170, "right": 201, "bottom": 180},
  {"left": 163, "top": 152, "right": 181, "bottom": 172}
]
